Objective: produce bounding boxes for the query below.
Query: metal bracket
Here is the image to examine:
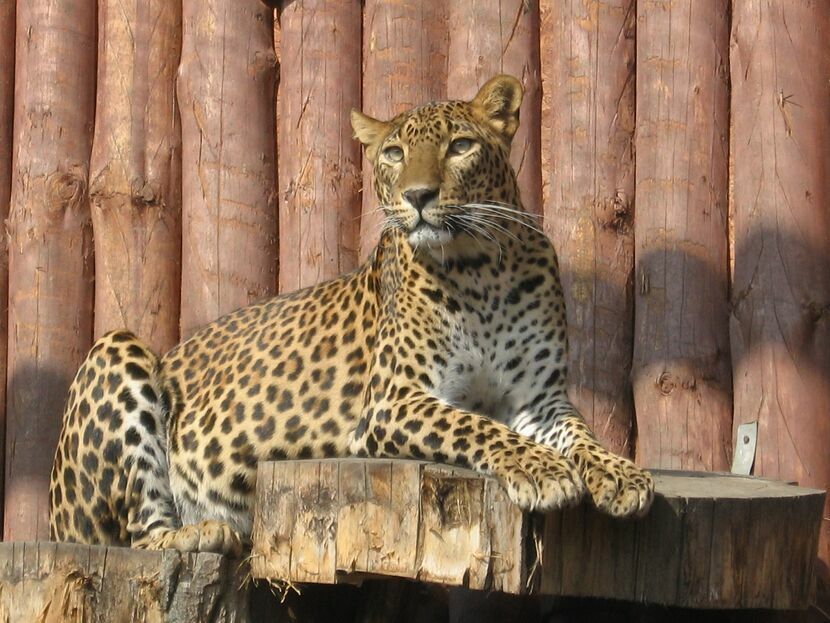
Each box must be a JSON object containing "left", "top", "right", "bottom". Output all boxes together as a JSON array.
[{"left": 731, "top": 421, "right": 758, "bottom": 475}]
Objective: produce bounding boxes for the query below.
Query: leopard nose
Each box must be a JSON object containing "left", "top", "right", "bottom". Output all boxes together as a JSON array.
[{"left": 402, "top": 187, "right": 439, "bottom": 214}]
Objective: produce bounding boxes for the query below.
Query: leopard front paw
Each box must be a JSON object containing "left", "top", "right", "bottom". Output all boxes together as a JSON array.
[
  {"left": 572, "top": 445, "right": 654, "bottom": 518},
  {"left": 489, "top": 444, "right": 586, "bottom": 512}
]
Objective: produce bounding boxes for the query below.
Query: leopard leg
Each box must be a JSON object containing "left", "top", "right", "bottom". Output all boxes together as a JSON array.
[
  {"left": 50, "top": 331, "right": 241, "bottom": 555},
  {"left": 350, "top": 389, "right": 585, "bottom": 512},
  {"left": 513, "top": 398, "right": 654, "bottom": 518}
]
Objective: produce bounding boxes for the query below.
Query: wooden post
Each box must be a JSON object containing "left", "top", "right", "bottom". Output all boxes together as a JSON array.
[
  {"left": 89, "top": 0, "right": 182, "bottom": 354},
  {"left": 446, "top": 0, "right": 542, "bottom": 214},
  {"left": 540, "top": 0, "right": 636, "bottom": 456},
  {"left": 251, "top": 459, "right": 824, "bottom": 610},
  {"left": 277, "top": 1, "right": 362, "bottom": 293},
  {"left": 0, "top": 0, "right": 15, "bottom": 532},
  {"left": 358, "top": 0, "right": 449, "bottom": 259},
  {"left": 730, "top": 0, "right": 830, "bottom": 600},
  {"left": 4, "top": 0, "right": 96, "bottom": 541},
  {"left": 632, "top": 0, "right": 732, "bottom": 471},
  {"left": 178, "top": 0, "right": 278, "bottom": 337},
  {"left": 0, "top": 543, "right": 248, "bottom": 622}
]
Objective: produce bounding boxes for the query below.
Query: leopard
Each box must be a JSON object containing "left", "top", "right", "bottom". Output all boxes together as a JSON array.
[{"left": 50, "top": 75, "right": 653, "bottom": 556}]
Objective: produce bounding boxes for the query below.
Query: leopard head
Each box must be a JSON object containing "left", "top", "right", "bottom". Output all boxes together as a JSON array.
[{"left": 351, "top": 75, "right": 524, "bottom": 249}]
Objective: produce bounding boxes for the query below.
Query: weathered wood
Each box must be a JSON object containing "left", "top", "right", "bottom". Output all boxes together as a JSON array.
[
  {"left": 358, "top": 0, "right": 449, "bottom": 259},
  {"left": 632, "top": 0, "right": 732, "bottom": 471},
  {"left": 540, "top": 0, "right": 636, "bottom": 457},
  {"left": 730, "top": 0, "right": 830, "bottom": 604},
  {"left": 446, "top": 0, "right": 542, "bottom": 214},
  {"left": 178, "top": 0, "right": 278, "bottom": 337},
  {"left": 0, "top": 542, "right": 248, "bottom": 622},
  {"left": 89, "top": 0, "right": 182, "bottom": 354},
  {"left": 0, "top": 0, "right": 15, "bottom": 532},
  {"left": 252, "top": 459, "right": 824, "bottom": 610},
  {"left": 277, "top": 0, "right": 362, "bottom": 293},
  {"left": 5, "top": 0, "right": 96, "bottom": 541}
]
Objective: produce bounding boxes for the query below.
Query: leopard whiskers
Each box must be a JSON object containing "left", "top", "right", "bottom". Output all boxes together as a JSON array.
[{"left": 464, "top": 203, "right": 546, "bottom": 237}]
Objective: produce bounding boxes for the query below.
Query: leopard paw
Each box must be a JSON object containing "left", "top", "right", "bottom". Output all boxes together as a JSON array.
[
  {"left": 572, "top": 446, "right": 654, "bottom": 518},
  {"left": 135, "top": 520, "right": 245, "bottom": 557},
  {"left": 489, "top": 443, "right": 586, "bottom": 512}
]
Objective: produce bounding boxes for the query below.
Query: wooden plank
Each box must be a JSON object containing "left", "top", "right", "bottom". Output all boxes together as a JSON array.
[
  {"left": 0, "top": 0, "right": 14, "bottom": 532},
  {"left": 89, "top": 0, "right": 182, "bottom": 354},
  {"left": 729, "top": 0, "right": 830, "bottom": 603},
  {"left": 539, "top": 0, "right": 636, "bottom": 457},
  {"left": 632, "top": 0, "right": 733, "bottom": 472},
  {"left": 0, "top": 542, "right": 248, "bottom": 622},
  {"left": 177, "top": 0, "right": 278, "bottom": 337},
  {"left": 276, "top": 0, "right": 362, "bottom": 293},
  {"left": 252, "top": 460, "right": 824, "bottom": 609},
  {"left": 4, "top": 0, "right": 96, "bottom": 541},
  {"left": 358, "top": 0, "right": 449, "bottom": 259},
  {"left": 446, "top": 0, "right": 542, "bottom": 214}
]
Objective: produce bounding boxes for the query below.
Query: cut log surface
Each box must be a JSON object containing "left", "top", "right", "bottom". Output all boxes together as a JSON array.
[
  {"left": 0, "top": 542, "right": 248, "bottom": 622},
  {"left": 251, "top": 459, "right": 825, "bottom": 610}
]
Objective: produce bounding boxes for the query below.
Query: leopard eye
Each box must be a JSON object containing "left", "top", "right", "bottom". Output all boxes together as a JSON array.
[
  {"left": 448, "top": 138, "right": 474, "bottom": 156},
  {"left": 383, "top": 145, "right": 404, "bottom": 162}
]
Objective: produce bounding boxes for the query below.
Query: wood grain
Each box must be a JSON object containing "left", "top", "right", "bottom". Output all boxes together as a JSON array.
[
  {"left": 632, "top": 0, "right": 733, "bottom": 471},
  {"left": 178, "top": 0, "right": 278, "bottom": 337},
  {"left": 0, "top": 542, "right": 248, "bottom": 622},
  {"left": 730, "top": 0, "right": 830, "bottom": 602},
  {"left": 252, "top": 459, "right": 824, "bottom": 609},
  {"left": 5, "top": 0, "right": 96, "bottom": 541},
  {"left": 277, "top": 0, "right": 362, "bottom": 293},
  {"left": 89, "top": 0, "right": 182, "bottom": 354},
  {"left": 540, "top": 0, "right": 636, "bottom": 457}
]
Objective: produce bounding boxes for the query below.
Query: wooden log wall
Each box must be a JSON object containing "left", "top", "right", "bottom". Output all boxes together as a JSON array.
[{"left": 0, "top": 0, "right": 827, "bottom": 608}]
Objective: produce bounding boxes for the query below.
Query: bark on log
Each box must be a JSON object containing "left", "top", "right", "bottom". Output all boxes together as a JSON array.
[
  {"left": 632, "top": 0, "right": 732, "bottom": 471},
  {"left": 358, "top": 0, "right": 449, "bottom": 259},
  {"left": 89, "top": 0, "right": 182, "bottom": 354},
  {"left": 178, "top": 0, "right": 278, "bottom": 337},
  {"left": 277, "top": 1, "right": 362, "bottom": 293},
  {"left": 730, "top": 0, "right": 830, "bottom": 600},
  {"left": 251, "top": 459, "right": 823, "bottom": 609},
  {"left": 0, "top": 0, "right": 15, "bottom": 532},
  {"left": 446, "top": 0, "right": 542, "bottom": 214},
  {"left": 540, "top": 0, "right": 636, "bottom": 456},
  {"left": 0, "top": 542, "right": 249, "bottom": 622},
  {"left": 4, "top": 0, "right": 96, "bottom": 541}
]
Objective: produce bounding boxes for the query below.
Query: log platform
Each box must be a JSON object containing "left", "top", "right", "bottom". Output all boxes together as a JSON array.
[
  {"left": 0, "top": 460, "right": 823, "bottom": 620},
  {"left": 0, "top": 542, "right": 248, "bottom": 622},
  {"left": 251, "top": 459, "right": 825, "bottom": 610}
]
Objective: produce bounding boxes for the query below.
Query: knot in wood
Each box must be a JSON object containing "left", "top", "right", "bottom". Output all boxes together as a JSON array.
[
  {"left": 657, "top": 371, "right": 675, "bottom": 395},
  {"left": 46, "top": 170, "right": 86, "bottom": 217}
]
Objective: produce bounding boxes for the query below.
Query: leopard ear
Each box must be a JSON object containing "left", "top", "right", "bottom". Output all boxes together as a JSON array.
[
  {"left": 471, "top": 75, "right": 523, "bottom": 143},
  {"left": 351, "top": 110, "right": 392, "bottom": 163}
]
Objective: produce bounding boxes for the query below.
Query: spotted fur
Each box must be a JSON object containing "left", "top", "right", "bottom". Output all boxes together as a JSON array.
[{"left": 50, "top": 76, "right": 653, "bottom": 554}]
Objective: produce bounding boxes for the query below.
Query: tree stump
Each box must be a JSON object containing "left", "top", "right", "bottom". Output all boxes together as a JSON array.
[
  {"left": 0, "top": 542, "right": 248, "bottom": 622},
  {"left": 251, "top": 459, "right": 824, "bottom": 610}
]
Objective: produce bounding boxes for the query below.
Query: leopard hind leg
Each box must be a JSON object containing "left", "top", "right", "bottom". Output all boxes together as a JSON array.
[{"left": 49, "top": 330, "right": 241, "bottom": 555}]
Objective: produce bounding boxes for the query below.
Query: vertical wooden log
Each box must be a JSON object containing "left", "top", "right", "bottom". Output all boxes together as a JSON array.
[
  {"left": 178, "top": 0, "right": 278, "bottom": 337},
  {"left": 358, "top": 0, "right": 449, "bottom": 259},
  {"left": 631, "top": 0, "right": 732, "bottom": 471},
  {"left": 5, "top": 0, "right": 96, "bottom": 540},
  {"left": 540, "top": 0, "right": 636, "bottom": 456},
  {"left": 730, "top": 0, "right": 830, "bottom": 597},
  {"left": 277, "top": 1, "right": 362, "bottom": 293},
  {"left": 446, "top": 0, "right": 542, "bottom": 214},
  {"left": 89, "top": 0, "right": 182, "bottom": 354},
  {"left": 0, "top": 0, "right": 14, "bottom": 531}
]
